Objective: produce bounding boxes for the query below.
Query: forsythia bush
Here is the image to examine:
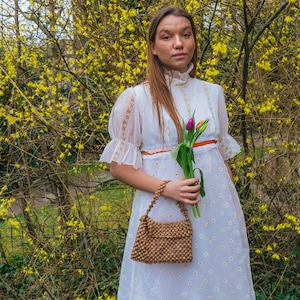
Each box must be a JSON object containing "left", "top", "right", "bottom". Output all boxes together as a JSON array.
[{"left": 0, "top": 0, "right": 299, "bottom": 299}]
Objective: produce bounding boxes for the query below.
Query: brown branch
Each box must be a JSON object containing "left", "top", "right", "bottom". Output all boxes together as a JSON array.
[
  {"left": 199, "top": 0, "right": 219, "bottom": 64},
  {"left": 249, "top": 1, "right": 289, "bottom": 51}
]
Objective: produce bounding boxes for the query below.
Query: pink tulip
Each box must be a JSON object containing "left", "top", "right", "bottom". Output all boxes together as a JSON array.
[
  {"left": 186, "top": 118, "right": 194, "bottom": 130},
  {"left": 196, "top": 120, "right": 204, "bottom": 129}
]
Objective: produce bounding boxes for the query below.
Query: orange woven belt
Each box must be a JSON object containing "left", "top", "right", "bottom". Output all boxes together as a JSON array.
[
  {"left": 142, "top": 139, "right": 217, "bottom": 156},
  {"left": 193, "top": 139, "right": 217, "bottom": 148}
]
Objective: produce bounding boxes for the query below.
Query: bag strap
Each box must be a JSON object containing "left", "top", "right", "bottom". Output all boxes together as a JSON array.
[{"left": 145, "top": 180, "right": 190, "bottom": 221}]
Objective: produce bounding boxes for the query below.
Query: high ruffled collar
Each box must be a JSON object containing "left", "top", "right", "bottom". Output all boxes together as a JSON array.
[{"left": 164, "top": 63, "right": 194, "bottom": 86}]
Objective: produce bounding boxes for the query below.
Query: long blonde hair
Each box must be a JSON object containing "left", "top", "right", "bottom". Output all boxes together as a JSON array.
[{"left": 146, "top": 7, "right": 198, "bottom": 142}]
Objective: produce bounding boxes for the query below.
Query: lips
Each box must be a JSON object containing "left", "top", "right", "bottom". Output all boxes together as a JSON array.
[{"left": 172, "top": 53, "right": 186, "bottom": 59}]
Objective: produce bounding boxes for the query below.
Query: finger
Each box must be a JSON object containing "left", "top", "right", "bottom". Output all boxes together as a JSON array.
[
  {"left": 179, "top": 190, "right": 200, "bottom": 200},
  {"left": 181, "top": 184, "right": 200, "bottom": 193},
  {"left": 189, "top": 184, "right": 201, "bottom": 192},
  {"left": 184, "top": 177, "right": 199, "bottom": 185},
  {"left": 180, "top": 187, "right": 199, "bottom": 194},
  {"left": 179, "top": 177, "right": 198, "bottom": 184},
  {"left": 181, "top": 198, "right": 201, "bottom": 205}
]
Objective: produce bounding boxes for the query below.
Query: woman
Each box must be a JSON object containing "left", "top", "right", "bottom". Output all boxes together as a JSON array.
[{"left": 100, "top": 6, "right": 256, "bottom": 300}]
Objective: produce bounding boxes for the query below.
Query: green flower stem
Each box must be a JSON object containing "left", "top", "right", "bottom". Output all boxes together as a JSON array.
[
  {"left": 170, "top": 116, "right": 209, "bottom": 219},
  {"left": 182, "top": 148, "right": 201, "bottom": 219}
]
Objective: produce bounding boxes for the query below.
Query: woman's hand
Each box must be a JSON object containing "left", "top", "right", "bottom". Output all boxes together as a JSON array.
[
  {"left": 162, "top": 178, "right": 201, "bottom": 205},
  {"left": 110, "top": 161, "right": 200, "bottom": 204}
]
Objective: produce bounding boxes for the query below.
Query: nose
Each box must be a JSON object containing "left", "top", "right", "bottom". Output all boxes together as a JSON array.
[{"left": 174, "top": 35, "right": 183, "bottom": 48}]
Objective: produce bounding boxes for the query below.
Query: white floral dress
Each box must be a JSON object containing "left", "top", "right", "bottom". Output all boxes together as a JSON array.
[{"left": 100, "top": 67, "right": 256, "bottom": 300}]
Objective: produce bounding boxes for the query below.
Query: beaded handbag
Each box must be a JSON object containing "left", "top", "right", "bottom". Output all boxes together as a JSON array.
[{"left": 131, "top": 180, "right": 193, "bottom": 264}]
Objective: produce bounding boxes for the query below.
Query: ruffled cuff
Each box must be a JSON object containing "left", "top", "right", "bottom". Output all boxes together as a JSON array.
[
  {"left": 99, "top": 139, "right": 142, "bottom": 169},
  {"left": 218, "top": 134, "right": 241, "bottom": 160}
]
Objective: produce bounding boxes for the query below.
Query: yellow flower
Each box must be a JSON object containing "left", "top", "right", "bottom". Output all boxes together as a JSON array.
[
  {"left": 7, "top": 218, "right": 21, "bottom": 229},
  {"left": 126, "top": 23, "right": 135, "bottom": 31},
  {"left": 266, "top": 245, "right": 272, "bottom": 251},
  {"left": 100, "top": 205, "right": 113, "bottom": 211},
  {"left": 260, "top": 204, "right": 268, "bottom": 213},
  {"left": 251, "top": 217, "right": 261, "bottom": 223},
  {"left": 76, "top": 143, "right": 85, "bottom": 150},
  {"left": 284, "top": 15, "right": 293, "bottom": 23},
  {"left": 245, "top": 156, "right": 253, "bottom": 164},
  {"left": 256, "top": 60, "right": 271, "bottom": 71},
  {"left": 77, "top": 269, "right": 84, "bottom": 275},
  {"left": 246, "top": 172, "right": 255, "bottom": 178},
  {"left": 272, "top": 253, "right": 280, "bottom": 260},
  {"left": 212, "top": 42, "right": 227, "bottom": 56},
  {"left": 263, "top": 225, "right": 275, "bottom": 231},
  {"left": 268, "top": 148, "right": 275, "bottom": 154}
]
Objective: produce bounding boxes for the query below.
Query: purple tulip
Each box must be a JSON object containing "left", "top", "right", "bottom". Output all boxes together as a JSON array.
[{"left": 186, "top": 118, "right": 194, "bottom": 130}]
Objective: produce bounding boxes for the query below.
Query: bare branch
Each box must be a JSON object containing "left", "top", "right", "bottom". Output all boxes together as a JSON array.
[{"left": 249, "top": 1, "right": 289, "bottom": 51}]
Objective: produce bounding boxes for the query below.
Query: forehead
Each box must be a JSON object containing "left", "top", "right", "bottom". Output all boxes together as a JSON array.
[{"left": 157, "top": 15, "right": 192, "bottom": 33}]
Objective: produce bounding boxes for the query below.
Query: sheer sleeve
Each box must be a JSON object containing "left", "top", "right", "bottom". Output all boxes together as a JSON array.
[
  {"left": 217, "top": 85, "right": 241, "bottom": 160},
  {"left": 100, "top": 87, "right": 142, "bottom": 169}
]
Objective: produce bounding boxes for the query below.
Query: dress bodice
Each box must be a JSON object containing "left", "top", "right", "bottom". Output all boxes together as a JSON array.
[{"left": 100, "top": 71, "right": 240, "bottom": 168}]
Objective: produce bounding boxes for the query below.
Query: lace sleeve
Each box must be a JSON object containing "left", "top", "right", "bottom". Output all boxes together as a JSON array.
[
  {"left": 100, "top": 87, "right": 142, "bottom": 169},
  {"left": 217, "top": 85, "right": 241, "bottom": 160}
]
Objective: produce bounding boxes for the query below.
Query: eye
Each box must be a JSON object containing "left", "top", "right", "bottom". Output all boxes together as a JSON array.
[
  {"left": 162, "top": 35, "right": 171, "bottom": 40},
  {"left": 183, "top": 33, "right": 191, "bottom": 38}
]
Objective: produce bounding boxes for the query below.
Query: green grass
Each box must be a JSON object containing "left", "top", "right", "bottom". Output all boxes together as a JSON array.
[
  {"left": 0, "top": 180, "right": 134, "bottom": 298},
  {"left": 0, "top": 181, "right": 134, "bottom": 260}
]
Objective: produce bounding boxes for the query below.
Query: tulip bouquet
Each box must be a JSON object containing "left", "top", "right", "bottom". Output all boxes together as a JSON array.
[{"left": 170, "top": 113, "right": 209, "bottom": 218}]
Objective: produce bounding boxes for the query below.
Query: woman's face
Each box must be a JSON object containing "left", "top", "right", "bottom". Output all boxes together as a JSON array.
[{"left": 150, "top": 15, "right": 196, "bottom": 73}]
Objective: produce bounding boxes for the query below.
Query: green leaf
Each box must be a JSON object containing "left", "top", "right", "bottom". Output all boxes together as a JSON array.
[
  {"left": 181, "top": 120, "right": 187, "bottom": 141},
  {"left": 194, "top": 168, "right": 206, "bottom": 197}
]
